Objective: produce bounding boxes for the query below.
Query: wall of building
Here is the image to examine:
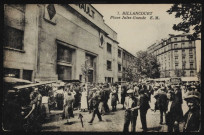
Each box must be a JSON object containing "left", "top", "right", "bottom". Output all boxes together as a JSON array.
[
  {"left": 35, "top": 4, "right": 119, "bottom": 82},
  {"left": 4, "top": 4, "right": 39, "bottom": 81},
  {"left": 4, "top": 4, "right": 137, "bottom": 83},
  {"left": 117, "top": 47, "right": 123, "bottom": 80},
  {"left": 147, "top": 34, "right": 197, "bottom": 78}
]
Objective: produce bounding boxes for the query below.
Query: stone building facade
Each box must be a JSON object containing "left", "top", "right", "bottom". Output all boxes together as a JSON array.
[
  {"left": 147, "top": 34, "right": 197, "bottom": 78},
  {"left": 4, "top": 4, "right": 136, "bottom": 83}
]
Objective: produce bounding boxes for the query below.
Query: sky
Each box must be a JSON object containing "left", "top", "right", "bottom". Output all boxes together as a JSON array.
[{"left": 92, "top": 4, "right": 184, "bottom": 55}]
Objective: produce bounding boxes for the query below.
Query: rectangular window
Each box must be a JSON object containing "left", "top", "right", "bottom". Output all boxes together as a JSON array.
[
  {"left": 182, "top": 49, "right": 185, "bottom": 52},
  {"left": 190, "top": 63, "right": 193, "bottom": 69},
  {"left": 79, "top": 75, "right": 82, "bottom": 81},
  {"left": 23, "top": 70, "right": 32, "bottom": 81},
  {"left": 107, "top": 60, "right": 112, "bottom": 70},
  {"left": 189, "top": 49, "right": 193, "bottom": 54},
  {"left": 118, "top": 64, "right": 122, "bottom": 72},
  {"left": 174, "top": 44, "right": 178, "bottom": 48},
  {"left": 182, "top": 56, "right": 185, "bottom": 59},
  {"left": 174, "top": 38, "right": 177, "bottom": 41},
  {"left": 4, "top": 26, "right": 24, "bottom": 50},
  {"left": 107, "top": 77, "right": 112, "bottom": 83},
  {"left": 57, "top": 45, "right": 72, "bottom": 63},
  {"left": 190, "top": 71, "right": 194, "bottom": 76},
  {"left": 189, "top": 55, "right": 193, "bottom": 59},
  {"left": 175, "top": 63, "right": 178, "bottom": 68},
  {"left": 123, "top": 52, "right": 125, "bottom": 60},
  {"left": 86, "top": 54, "right": 94, "bottom": 67},
  {"left": 189, "top": 41, "right": 192, "bottom": 47},
  {"left": 181, "top": 43, "right": 185, "bottom": 47},
  {"left": 118, "top": 49, "right": 121, "bottom": 58},
  {"left": 182, "top": 64, "right": 186, "bottom": 69},
  {"left": 4, "top": 68, "right": 20, "bottom": 78},
  {"left": 107, "top": 43, "right": 112, "bottom": 53},
  {"left": 57, "top": 65, "right": 72, "bottom": 80},
  {"left": 4, "top": 5, "right": 25, "bottom": 50},
  {"left": 175, "top": 56, "right": 178, "bottom": 60},
  {"left": 164, "top": 42, "right": 166, "bottom": 45}
]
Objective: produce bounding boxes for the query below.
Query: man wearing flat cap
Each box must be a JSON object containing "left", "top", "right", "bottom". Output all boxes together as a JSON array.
[
  {"left": 183, "top": 91, "right": 200, "bottom": 132},
  {"left": 123, "top": 89, "right": 140, "bottom": 132}
]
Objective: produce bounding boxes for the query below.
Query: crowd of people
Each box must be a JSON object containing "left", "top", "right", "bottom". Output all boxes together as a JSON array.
[
  {"left": 4, "top": 80, "right": 201, "bottom": 132},
  {"left": 55, "top": 81, "right": 201, "bottom": 132}
]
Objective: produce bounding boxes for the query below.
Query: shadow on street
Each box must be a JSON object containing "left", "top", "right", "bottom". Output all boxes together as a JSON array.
[{"left": 42, "top": 126, "right": 60, "bottom": 130}]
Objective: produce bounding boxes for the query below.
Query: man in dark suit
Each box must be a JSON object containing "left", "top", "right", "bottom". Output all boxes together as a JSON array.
[
  {"left": 121, "top": 85, "right": 127, "bottom": 109},
  {"left": 123, "top": 89, "right": 140, "bottom": 132},
  {"left": 88, "top": 93, "right": 102, "bottom": 123},
  {"left": 183, "top": 91, "right": 200, "bottom": 132},
  {"left": 102, "top": 84, "right": 110, "bottom": 113},
  {"left": 166, "top": 87, "right": 183, "bottom": 132},
  {"left": 139, "top": 88, "right": 150, "bottom": 132},
  {"left": 158, "top": 87, "right": 168, "bottom": 124}
]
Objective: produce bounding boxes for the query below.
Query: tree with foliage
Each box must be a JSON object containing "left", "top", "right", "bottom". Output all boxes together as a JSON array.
[
  {"left": 135, "top": 51, "right": 160, "bottom": 79},
  {"left": 167, "top": 4, "right": 202, "bottom": 40},
  {"left": 123, "top": 64, "right": 138, "bottom": 82},
  {"left": 81, "top": 59, "right": 92, "bottom": 82}
]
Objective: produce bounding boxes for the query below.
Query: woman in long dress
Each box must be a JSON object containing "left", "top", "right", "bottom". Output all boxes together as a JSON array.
[
  {"left": 80, "top": 87, "right": 88, "bottom": 112},
  {"left": 118, "top": 85, "right": 121, "bottom": 104}
]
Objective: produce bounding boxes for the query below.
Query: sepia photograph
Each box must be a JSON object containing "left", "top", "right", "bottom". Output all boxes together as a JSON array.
[{"left": 2, "top": 3, "right": 201, "bottom": 132}]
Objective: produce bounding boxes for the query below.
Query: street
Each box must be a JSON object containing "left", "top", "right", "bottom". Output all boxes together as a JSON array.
[{"left": 42, "top": 93, "right": 188, "bottom": 132}]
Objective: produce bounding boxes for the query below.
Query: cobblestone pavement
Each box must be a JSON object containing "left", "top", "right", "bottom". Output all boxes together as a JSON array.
[{"left": 42, "top": 93, "right": 188, "bottom": 132}]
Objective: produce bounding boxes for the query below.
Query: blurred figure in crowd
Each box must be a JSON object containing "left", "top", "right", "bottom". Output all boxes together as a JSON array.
[
  {"left": 183, "top": 91, "right": 200, "bottom": 132},
  {"left": 63, "top": 91, "right": 74, "bottom": 124},
  {"left": 80, "top": 85, "right": 88, "bottom": 112},
  {"left": 166, "top": 86, "right": 183, "bottom": 132},
  {"left": 121, "top": 84, "right": 127, "bottom": 109},
  {"left": 139, "top": 87, "right": 150, "bottom": 132},
  {"left": 123, "top": 89, "right": 140, "bottom": 132},
  {"left": 88, "top": 91, "right": 102, "bottom": 123},
  {"left": 111, "top": 84, "right": 118, "bottom": 111},
  {"left": 157, "top": 87, "right": 168, "bottom": 124},
  {"left": 118, "top": 84, "right": 122, "bottom": 103}
]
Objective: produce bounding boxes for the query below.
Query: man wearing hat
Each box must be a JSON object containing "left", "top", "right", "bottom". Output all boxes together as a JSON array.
[
  {"left": 88, "top": 91, "right": 102, "bottom": 123},
  {"left": 123, "top": 89, "right": 140, "bottom": 132},
  {"left": 139, "top": 88, "right": 150, "bottom": 132},
  {"left": 111, "top": 85, "right": 118, "bottom": 111},
  {"left": 165, "top": 86, "right": 183, "bottom": 132},
  {"left": 63, "top": 91, "right": 74, "bottom": 124},
  {"left": 183, "top": 91, "right": 200, "bottom": 132},
  {"left": 157, "top": 87, "right": 168, "bottom": 125},
  {"left": 121, "top": 84, "right": 128, "bottom": 110},
  {"left": 102, "top": 84, "right": 110, "bottom": 113}
]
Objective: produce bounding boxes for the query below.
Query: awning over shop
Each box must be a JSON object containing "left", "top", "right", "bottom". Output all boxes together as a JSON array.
[
  {"left": 154, "top": 78, "right": 170, "bottom": 82},
  {"left": 13, "top": 81, "right": 56, "bottom": 90},
  {"left": 181, "top": 77, "right": 199, "bottom": 82},
  {"left": 4, "top": 77, "right": 33, "bottom": 84}
]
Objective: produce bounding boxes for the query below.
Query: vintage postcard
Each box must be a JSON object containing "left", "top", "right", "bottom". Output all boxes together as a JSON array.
[{"left": 3, "top": 4, "right": 201, "bottom": 132}]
